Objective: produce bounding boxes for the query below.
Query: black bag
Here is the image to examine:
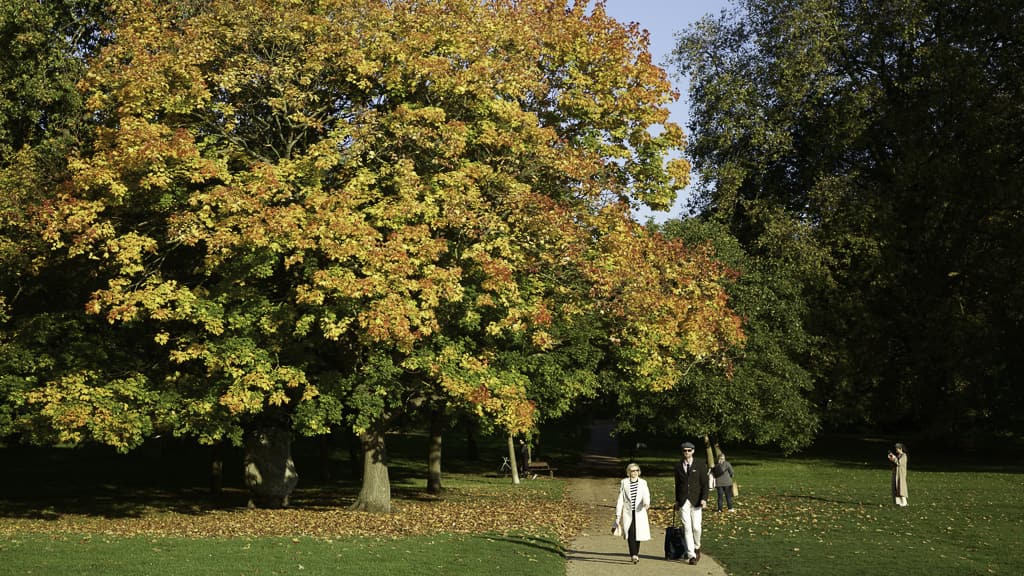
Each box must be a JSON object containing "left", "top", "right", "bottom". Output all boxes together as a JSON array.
[{"left": 664, "top": 524, "right": 686, "bottom": 560}]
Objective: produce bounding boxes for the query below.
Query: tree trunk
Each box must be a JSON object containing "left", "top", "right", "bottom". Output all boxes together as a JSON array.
[
  {"left": 465, "top": 418, "right": 478, "bottom": 461},
  {"left": 210, "top": 441, "right": 224, "bottom": 495},
  {"left": 348, "top": 430, "right": 362, "bottom": 479},
  {"left": 426, "top": 409, "right": 444, "bottom": 494},
  {"left": 508, "top": 434, "right": 520, "bottom": 485},
  {"left": 244, "top": 425, "right": 298, "bottom": 508},
  {"left": 318, "top": 435, "right": 332, "bottom": 481},
  {"left": 350, "top": 429, "right": 392, "bottom": 513},
  {"left": 703, "top": 434, "right": 715, "bottom": 467}
]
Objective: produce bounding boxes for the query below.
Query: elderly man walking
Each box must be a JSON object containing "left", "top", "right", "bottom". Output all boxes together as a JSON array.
[{"left": 674, "top": 441, "right": 710, "bottom": 565}]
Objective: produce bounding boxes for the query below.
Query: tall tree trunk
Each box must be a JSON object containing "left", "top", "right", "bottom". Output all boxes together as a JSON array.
[
  {"left": 348, "top": 430, "right": 362, "bottom": 479},
  {"left": 210, "top": 441, "right": 224, "bottom": 495},
  {"left": 703, "top": 434, "right": 715, "bottom": 467},
  {"left": 426, "top": 409, "right": 444, "bottom": 494},
  {"left": 244, "top": 425, "right": 298, "bottom": 508},
  {"left": 318, "top": 435, "right": 332, "bottom": 481},
  {"left": 465, "top": 418, "right": 478, "bottom": 461},
  {"left": 508, "top": 434, "right": 521, "bottom": 485},
  {"left": 350, "top": 429, "right": 391, "bottom": 513}
]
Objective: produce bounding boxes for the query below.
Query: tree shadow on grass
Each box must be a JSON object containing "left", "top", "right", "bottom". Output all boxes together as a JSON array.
[
  {"left": 776, "top": 493, "right": 869, "bottom": 506},
  {"left": 474, "top": 533, "right": 563, "bottom": 557},
  {"left": 0, "top": 441, "right": 535, "bottom": 520},
  {"left": 0, "top": 486, "right": 251, "bottom": 519},
  {"left": 0, "top": 439, "right": 365, "bottom": 519}
]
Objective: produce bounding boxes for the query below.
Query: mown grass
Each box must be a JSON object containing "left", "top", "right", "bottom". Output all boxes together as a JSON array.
[
  {"left": 0, "top": 532, "right": 563, "bottom": 576},
  {"left": 0, "top": 425, "right": 576, "bottom": 576},
  {"left": 639, "top": 436, "right": 1024, "bottom": 576},
  {"left": 2, "top": 428, "right": 1022, "bottom": 575}
]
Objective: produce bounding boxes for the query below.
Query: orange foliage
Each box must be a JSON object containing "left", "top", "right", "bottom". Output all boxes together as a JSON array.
[{"left": 34, "top": 0, "right": 739, "bottom": 450}]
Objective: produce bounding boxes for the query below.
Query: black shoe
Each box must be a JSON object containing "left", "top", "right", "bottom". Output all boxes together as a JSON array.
[
  {"left": 696, "top": 549, "right": 701, "bottom": 562},
  {"left": 688, "top": 558, "right": 697, "bottom": 565}
]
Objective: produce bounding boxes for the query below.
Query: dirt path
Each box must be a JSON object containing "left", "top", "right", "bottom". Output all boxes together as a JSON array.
[{"left": 565, "top": 423, "right": 728, "bottom": 576}]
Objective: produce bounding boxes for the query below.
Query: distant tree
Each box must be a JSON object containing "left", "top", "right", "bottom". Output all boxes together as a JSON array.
[
  {"left": 672, "top": 0, "right": 1024, "bottom": 440},
  {"left": 628, "top": 218, "right": 819, "bottom": 454},
  {"left": 1, "top": 0, "right": 118, "bottom": 445}
]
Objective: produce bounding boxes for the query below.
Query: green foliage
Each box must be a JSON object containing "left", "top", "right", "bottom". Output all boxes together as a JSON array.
[
  {"left": 612, "top": 217, "right": 818, "bottom": 453},
  {"left": 1, "top": 0, "right": 116, "bottom": 445},
  {"left": 0, "top": 0, "right": 108, "bottom": 159},
  {"left": 673, "top": 0, "right": 1024, "bottom": 440}
]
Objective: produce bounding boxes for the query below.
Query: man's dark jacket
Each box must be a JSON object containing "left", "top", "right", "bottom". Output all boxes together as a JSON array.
[{"left": 674, "top": 458, "right": 710, "bottom": 507}]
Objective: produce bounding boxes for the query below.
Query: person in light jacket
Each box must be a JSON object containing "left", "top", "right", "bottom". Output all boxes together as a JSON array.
[
  {"left": 614, "top": 462, "right": 651, "bottom": 564},
  {"left": 712, "top": 453, "right": 735, "bottom": 512},
  {"left": 888, "top": 442, "right": 908, "bottom": 507}
]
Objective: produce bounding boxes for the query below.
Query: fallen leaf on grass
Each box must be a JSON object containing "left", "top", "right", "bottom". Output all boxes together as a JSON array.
[{"left": 0, "top": 486, "right": 590, "bottom": 544}]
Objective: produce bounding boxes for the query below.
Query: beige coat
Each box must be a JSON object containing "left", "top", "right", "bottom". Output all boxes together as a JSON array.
[
  {"left": 615, "top": 478, "right": 651, "bottom": 542},
  {"left": 892, "top": 452, "right": 908, "bottom": 498}
]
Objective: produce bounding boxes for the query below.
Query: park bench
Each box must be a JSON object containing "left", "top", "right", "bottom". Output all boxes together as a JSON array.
[{"left": 526, "top": 460, "right": 558, "bottom": 478}]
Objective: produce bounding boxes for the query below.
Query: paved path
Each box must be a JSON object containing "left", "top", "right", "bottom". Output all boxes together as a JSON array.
[{"left": 565, "top": 423, "right": 728, "bottom": 576}]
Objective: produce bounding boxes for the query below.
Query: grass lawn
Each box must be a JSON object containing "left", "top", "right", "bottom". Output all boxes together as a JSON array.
[
  {"left": 2, "top": 428, "right": 1022, "bottom": 575},
  {"left": 0, "top": 426, "right": 578, "bottom": 576},
  {"left": 639, "top": 435, "right": 1024, "bottom": 575},
  {"left": 0, "top": 532, "right": 563, "bottom": 576}
]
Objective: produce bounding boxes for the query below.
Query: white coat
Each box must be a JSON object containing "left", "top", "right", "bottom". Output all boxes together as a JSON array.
[{"left": 615, "top": 477, "right": 651, "bottom": 542}]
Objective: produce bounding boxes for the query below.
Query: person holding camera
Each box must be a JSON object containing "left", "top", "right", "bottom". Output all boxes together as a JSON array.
[{"left": 887, "top": 442, "right": 908, "bottom": 507}]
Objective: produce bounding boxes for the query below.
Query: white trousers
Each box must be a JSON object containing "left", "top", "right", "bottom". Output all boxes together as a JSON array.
[{"left": 680, "top": 500, "right": 703, "bottom": 558}]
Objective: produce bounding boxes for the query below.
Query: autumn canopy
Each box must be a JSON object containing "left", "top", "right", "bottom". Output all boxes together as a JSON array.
[{"left": 3, "top": 0, "right": 743, "bottom": 511}]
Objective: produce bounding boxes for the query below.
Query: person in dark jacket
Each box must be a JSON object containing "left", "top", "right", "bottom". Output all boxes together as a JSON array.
[
  {"left": 712, "top": 453, "right": 735, "bottom": 512},
  {"left": 674, "top": 441, "right": 709, "bottom": 565}
]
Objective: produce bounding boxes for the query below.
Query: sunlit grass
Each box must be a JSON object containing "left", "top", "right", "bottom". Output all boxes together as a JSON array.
[
  {"left": 643, "top": 445, "right": 1024, "bottom": 576},
  {"left": 0, "top": 532, "right": 564, "bottom": 576},
  {"left": 4, "top": 429, "right": 1021, "bottom": 575},
  {"left": 0, "top": 428, "right": 576, "bottom": 576}
]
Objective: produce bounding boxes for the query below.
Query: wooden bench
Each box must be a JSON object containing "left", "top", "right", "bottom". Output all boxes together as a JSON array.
[{"left": 526, "top": 460, "right": 558, "bottom": 478}]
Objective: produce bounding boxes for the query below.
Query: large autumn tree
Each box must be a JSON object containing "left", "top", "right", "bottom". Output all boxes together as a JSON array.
[
  {"left": 14, "top": 0, "right": 744, "bottom": 512},
  {"left": 673, "top": 0, "right": 1024, "bottom": 440}
]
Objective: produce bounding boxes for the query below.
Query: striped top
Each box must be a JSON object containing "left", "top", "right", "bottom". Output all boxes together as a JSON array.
[{"left": 629, "top": 479, "right": 639, "bottom": 510}]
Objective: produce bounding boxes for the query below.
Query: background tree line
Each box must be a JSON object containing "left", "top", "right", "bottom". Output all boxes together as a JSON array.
[{"left": 670, "top": 0, "right": 1023, "bottom": 444}]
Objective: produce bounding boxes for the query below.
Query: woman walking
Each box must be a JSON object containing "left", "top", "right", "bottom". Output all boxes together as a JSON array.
[
  {"left": 712, "top": 453, "right": 735, "bottom": 512},
  {"left": 614, "top": 462, "right": 651, "bottom": 564}
]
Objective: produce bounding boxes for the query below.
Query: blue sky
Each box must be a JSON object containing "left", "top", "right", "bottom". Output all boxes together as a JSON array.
[{"left": 596, "top": 0, "right": 732, "bottom": 221}]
